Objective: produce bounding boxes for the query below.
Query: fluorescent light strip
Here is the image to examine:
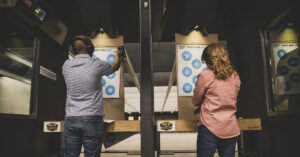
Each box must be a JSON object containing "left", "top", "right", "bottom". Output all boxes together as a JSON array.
[
  {"left": 0, "top": 69, "right": 31, "bottom": 84},
  {"left": 5, "top": 52, "right": 32, "bottom": 68}
]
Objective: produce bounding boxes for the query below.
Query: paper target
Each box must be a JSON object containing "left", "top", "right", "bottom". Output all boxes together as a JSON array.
[
  {"left": 277, "top": 49, "right": 287, "bottom": 58},
  {"left": 273, "top": 43, "right": 300, "bottom": 94},
  {"left": 192, "top": 59, "right": 202, "bottom": 69},
  {"left": 192, "top": 75, "right": 198, "bottom": 84},
  {"left": 182, "top": 51, "right": 192, "bottom": 61},
  {"left": 105, "top": 85, "right": 116, "bottom": 95},
  {"left": 183, "top": 83, "right": 193, "bottom": 94},
  {"left": 182, "top": 67, "right": 192, "bottom": 77},
  {"left": 107, "top": 72, "right": 117, "bottom": 79},
  {"left": 102, "top": 77, "right": 106, "bottom": 87},
  {"left": 107, "top": 54, "right": 116, "bottom": 64},
  {"left": 272, "top": 43, "right": 298, "bottom": 72},
  {"left": 94, "top": 48, "right": 120, "bottom": 98},
  {"left": 177, "top": 45, "right": 207, "bottom": 96}
]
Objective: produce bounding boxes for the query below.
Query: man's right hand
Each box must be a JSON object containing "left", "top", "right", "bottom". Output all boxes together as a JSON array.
[
  {"left": 117, "top": 46, "right": 125, "bottom": 59},
  {"left": 110, "top": 46, "right": 125, "bottom": 74}
]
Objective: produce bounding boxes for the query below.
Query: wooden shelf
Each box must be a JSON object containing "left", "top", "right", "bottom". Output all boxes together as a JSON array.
[
  {"left": 105, "top": 120, "right": 140, "bottom": 133},
  {"left": 43, "top": 118, "right": 261, "bottom": 133}
]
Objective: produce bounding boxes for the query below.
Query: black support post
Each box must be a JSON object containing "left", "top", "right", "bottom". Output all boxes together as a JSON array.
[{"left": 139, "top": 0, "right": 155, "bottom": 157}]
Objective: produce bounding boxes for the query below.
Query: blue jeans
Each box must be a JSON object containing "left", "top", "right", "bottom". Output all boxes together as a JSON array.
[
  {"left": 197, "top": 125, "right": 238, "bottom": 157},
  {"left": 64, "top": 116, "right": 104, "bottom": 157}
]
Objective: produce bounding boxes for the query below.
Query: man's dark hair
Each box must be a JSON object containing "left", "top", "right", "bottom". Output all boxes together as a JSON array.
[
  {"left": 74, "top": 40, "right": 87, "bottom": 52},
  {"left": 72, "top": 35, "right": 95, "bottom": 55}
]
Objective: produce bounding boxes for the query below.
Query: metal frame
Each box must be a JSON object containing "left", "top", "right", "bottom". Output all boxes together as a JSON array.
[{"left": 139, "top": 0, "right": 155, "bottom": 156}]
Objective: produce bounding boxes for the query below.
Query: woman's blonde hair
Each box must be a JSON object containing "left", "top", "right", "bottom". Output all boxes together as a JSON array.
[{"left": 201, "top": 43, "right": 237, "bottom": 80}]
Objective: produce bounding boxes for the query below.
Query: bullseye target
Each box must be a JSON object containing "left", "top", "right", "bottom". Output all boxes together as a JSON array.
[
  {"left": 107, "top": 54, "right": 116, "bottom": 64},
  {"left": 192, "top": 59, "right": 202, "bottom": 69},
  {"left": 106, "top": 85, "right": 116, "bottom": 95},
  {"left": 183, "top": 83, "right": 193, "bottom": 93},
  {"left": 182, "top": 51, "right": 192, "bottom": 61},
  {"left": 277, "top": 49, "right": 287, "bottom": 58},
  {"left": 182, "top": 67, "right": 192, "bottom": 77}
]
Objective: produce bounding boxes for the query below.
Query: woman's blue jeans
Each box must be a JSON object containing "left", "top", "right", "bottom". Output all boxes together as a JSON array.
[
  {"left": 197, "top": 125, "right": 238, "bottom": 157},
  {"left": 64, "top": 116, "right": 104, "bottom": 157}
]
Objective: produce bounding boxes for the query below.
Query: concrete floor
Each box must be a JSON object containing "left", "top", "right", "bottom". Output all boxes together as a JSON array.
[{"left": 78, "top": 133, "right": 238, "bottom": 157}]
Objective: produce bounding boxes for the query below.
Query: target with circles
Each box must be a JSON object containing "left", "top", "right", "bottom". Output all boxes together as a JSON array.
[
  {"left": 273, "top": 43, "right": 300, "bottom": 94},
  {"left": 94, "top": 48, "right": 120, "bottom": 98},
  {"left": 272, "top": 43, "right": 298, "bottom": 72},
  {"left": 177, "top": 45, "right": 207, "bottom": 96}
]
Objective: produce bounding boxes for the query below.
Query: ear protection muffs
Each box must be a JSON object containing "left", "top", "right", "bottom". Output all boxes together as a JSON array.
[{"left": 72, "top": 35, "right": 95, "bottom": 56}]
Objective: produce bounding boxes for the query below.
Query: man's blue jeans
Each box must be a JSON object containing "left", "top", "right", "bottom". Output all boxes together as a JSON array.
[
  {"left": 197, "top": 125, "right": 238, "bottom": 157},
  {"left": 64, "top": 116, "right": 104, "bottom": 157}
]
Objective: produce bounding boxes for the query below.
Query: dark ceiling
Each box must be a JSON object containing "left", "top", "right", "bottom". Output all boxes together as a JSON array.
[{"left": 45, "top": 0, "right": 236, "bottom": 43}]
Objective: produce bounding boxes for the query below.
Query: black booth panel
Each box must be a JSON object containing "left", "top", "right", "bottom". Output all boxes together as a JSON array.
[
  {"left": 37, "top": 36, "right": 68, "bottom": 121},
  {"left": 0, "top": 1, "right": 68, "bottom": 156},
  {"left": 0, "top": 34, "right": 67, "bottom": 157},
  {"left": 0, "top": 118, "right": 63, "bottom": 157}
]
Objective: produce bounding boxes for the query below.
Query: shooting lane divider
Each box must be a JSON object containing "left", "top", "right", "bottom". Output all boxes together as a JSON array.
[
  {"left": 123, "top": 50, "right": 141, "bottom": 92},
  {"left": 161, "top": 60, "right": 176, "bottom": 112}
]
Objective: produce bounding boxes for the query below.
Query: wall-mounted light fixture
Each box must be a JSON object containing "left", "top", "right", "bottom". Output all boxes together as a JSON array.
[{"left": 99, "top": 27, "right": 105, "bottom": 34}]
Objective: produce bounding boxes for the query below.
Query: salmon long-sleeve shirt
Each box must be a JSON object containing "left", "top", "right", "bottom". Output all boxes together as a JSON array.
[{"left": 192, "top": 69, "right": 241, "bottom": 138}]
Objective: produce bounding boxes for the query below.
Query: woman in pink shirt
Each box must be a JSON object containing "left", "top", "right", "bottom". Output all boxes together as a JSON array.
[{"left": 192, "top": 43, "right": 241, "bottom": 157}]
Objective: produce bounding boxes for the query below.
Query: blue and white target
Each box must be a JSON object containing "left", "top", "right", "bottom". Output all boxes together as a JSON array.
[
  {"left": 106, "top": 85, "right": 116, "bottom": 95},
  {"left": 107, "top": 54, "right": 116, "bottom": 64},
  {"left": 192, "top": 59, "right": 202, "bottom": 69},
  {"left": 182, "top": 67, "right": 192, "bottom": 77},
  {"left": 102, "top": 77, "right": 106, "bottom": 86},
  {"left": 182, "top": 51, "right": 192, "bottom": 61},
  {"left": 192, "top": 75, "right": 198, "bottom": 84},
  {"left": 277, "top": 49, "right": 287, "bottom": 58},
  {"left": 183, "top": 83, "right": 193, "bottom": 93},
  {"left": 107, "top": 72, "right": 116, "bottom": 79}
]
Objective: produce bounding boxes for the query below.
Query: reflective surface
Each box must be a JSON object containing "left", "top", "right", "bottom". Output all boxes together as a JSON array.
[{"left": 0, "top": 22, "right": 35, "bottom": 115}]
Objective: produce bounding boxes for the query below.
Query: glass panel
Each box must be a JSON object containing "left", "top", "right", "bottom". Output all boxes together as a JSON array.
[
  {"left": 266, "top": 9, "right": 300, "bottom": 113},
  {"left": 0, "top": 22, "right": 35, "bottom": 115}
]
